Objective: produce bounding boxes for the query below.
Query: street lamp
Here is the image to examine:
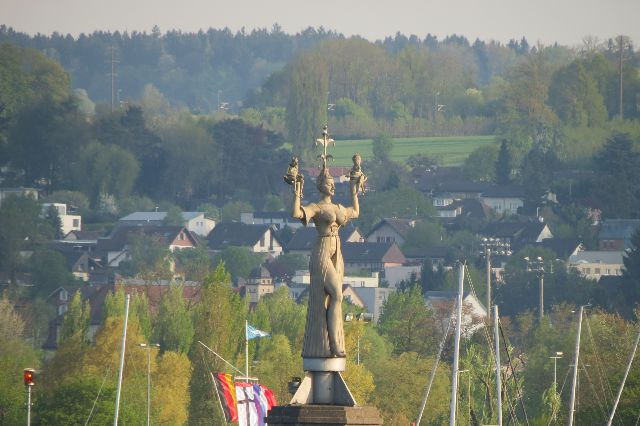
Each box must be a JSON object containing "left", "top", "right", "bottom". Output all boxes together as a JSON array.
[
  {"left": 549, "top": 352, "right": 563, "bottom": 390},
  {"left": 524, "top": 256, "right": 545, "bottom": 321},
  {"left": 138, "top": 343, "right": 160, "bottom": 426},
  {"left": 480, "top": 237, "right": 512, "bottom": 322},
  {"left": 344, "top": 313, "right": 372, "bottom": 364}
]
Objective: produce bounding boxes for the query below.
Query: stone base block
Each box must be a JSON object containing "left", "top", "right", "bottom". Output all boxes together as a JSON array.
[{"left": 266, "top": 405, "right": 383, "bottom": 425}]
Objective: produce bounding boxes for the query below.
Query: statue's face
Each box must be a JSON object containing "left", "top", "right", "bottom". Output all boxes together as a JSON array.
[{"left": 319, "top": 177, "right": 335, "bottom": 196}]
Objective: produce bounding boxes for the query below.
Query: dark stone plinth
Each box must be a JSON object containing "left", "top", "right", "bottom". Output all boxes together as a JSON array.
[{"left": 266, "top": 405, "right": 383, "bottom": 425}]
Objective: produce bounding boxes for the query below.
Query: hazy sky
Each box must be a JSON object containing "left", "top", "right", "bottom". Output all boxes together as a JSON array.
[{"left": 2, "top": 0, "right": 639, "bottom": 47}]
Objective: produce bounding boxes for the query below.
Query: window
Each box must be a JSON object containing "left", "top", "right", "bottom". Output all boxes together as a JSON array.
[
  {"left": 584, "top": 268, "right": 591, "bottom": 274},
  {"left": 595, "top": 268, "right": 601, "bottom": 274},
  {"left": 72, "top": 219, "right": 80, "bottom": 227}
]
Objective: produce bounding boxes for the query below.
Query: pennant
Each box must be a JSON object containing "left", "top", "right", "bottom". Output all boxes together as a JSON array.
[
  {"left": 213, "top": 373, "right": 238, "bottom": 422},
  {"left": 246, "top": 324, "right": 270, "bottom": 340}
]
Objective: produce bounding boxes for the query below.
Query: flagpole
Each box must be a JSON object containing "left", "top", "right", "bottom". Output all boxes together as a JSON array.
[
  {"left": 245, "top": 320, "right": 249, "bottom": 380},
  {"left": 210, "top": 372, "right": 230, "bottom": 425}
]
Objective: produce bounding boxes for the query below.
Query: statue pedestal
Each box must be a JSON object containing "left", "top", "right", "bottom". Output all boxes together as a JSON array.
[
  {"left": 265, "top": 357, "right": 383, "bottom": 425},
  {"left": 265, "top": 405, "right": 382, "bottom": 425}
]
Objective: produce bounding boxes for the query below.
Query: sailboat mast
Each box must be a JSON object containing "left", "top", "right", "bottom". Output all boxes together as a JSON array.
[
  {"left": 449, "top": 263, "right": 464, "bottom": 426},
  {"left": 568, "top": 305, "right": 584, "bottom": 426},
  {"left": 494, "top": 305, "right": 503, "bottom": 426},
  {"left": 606, "top": 328, "right": 640, "bottom": 426},
  {"left": 114, "top": 293, "right": 131, "bottom": 425}
]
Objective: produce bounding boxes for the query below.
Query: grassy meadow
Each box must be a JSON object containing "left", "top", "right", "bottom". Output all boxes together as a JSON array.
[{"left": 326, "top": 135, "right": 497, "bottom": 167}]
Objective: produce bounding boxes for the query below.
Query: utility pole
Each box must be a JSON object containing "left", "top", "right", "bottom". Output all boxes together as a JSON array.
[{"left": 549, "top": 351, "right": 563, "bottom": 422}]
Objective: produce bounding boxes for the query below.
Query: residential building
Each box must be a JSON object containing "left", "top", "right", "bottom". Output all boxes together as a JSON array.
[
  {"left": 341, "top": 242, "right": 407, "bottom": 276},
  {"left": 241, "top": 211, "right": 306, "bottom": 230},
  {"left": 365, "top": 218, "right": 416, "bottom": 245},
  {"left": 97, "top": 225, "right": 198, "bottom": 267},
  {"left": 598, "top": 219, "right": 640, "bottom": 251},
  {"left": 425, "top": 291, "right": 487, "bottom": 337},
  {"left": 0, "top": 187, "right": 38, "bottom": 206},
  {"left": 479, "top": 185, "right": 525, "bottom": 216},
  {"left": 119, "top": 211, "right": 216, "bottom": 236},
  {"left": 42, "top": 203, "right": 82, "bottom": 235},
  {"left": 351, "top": 287, "right": 394, "bottom": 323},
  {"left": 206, "top": 223, "right": 282, "bottom": 256},
  {"left": 568, "top": 251, "right": 625, "bottom": 281}
]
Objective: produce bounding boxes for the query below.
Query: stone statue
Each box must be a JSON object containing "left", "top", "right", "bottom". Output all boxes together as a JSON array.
[{"left": 286, "top": 127, "right": 364, "bottom": 359}]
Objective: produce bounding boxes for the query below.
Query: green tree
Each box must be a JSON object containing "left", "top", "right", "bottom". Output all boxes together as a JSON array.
[
  {"left": 251, "top": 287, "right": 306, "bottom": 352},
  {"left": 42, "top": 190, "right": 90, "bottom": 211},
  {"left": 189, "top": 263, "right": 247, "bottom": 425},
  {"left": 548, "top": 60, "right": 607, "bottom": 127},
  {"left": 0, "top": 297, "right": 40, "bottom": 425},
  {"left": 212, "top": 247, "right": 264, "bottom": 281},
  {"left": 71, "top": 141, "right": 139, "bottom": 207},
  {"left": 464, "top": 143, "right": 498, "bottom": 182},
  {"left": 174, "top": 245, "right": 213, "bottom": 282},
  {"left": 38, "top": 376, "right": 116, "bottom": 425},
  {"left": 495, "top": 139, "right": 512, "bottom": 184},
  {"left": 154, "top": 283, "right": 195, "bottom": 354},
  {"left": 59, "top": 291, "right": 90, "bottom": 342},
  {"left": 622, "top": 228, "right": 640, "bottom": 304},
  {"left": 31, "top": 250, "right": 75, "bottom": 296},
  {"left": 357, "top": 187, "right": 436, "bottom": 232},
  {"left": 8, "top": 97, "right": 88, "bottom": 189},
  {"left": 372, "top": 134, "right": 394, "bottom": 163},
  {"left": 377, "top": 285, "right": 439, "bottom": 355},
  {"left": 252, "top": 334, "right": 301, "bottom": 403},
  {"left": 196, "top": 202, "right": 220, "bottom": 221},
  {"left": 520, "top": 146, "right": 556, "bottom": 211},
  {"left": 44, "top": 204, "right": 63, "bottom": 239},
  {"left": 221, "top": 200, "right": 254, "bottom": 222},
  {"left": 163, "top": 205, "right": 184, "bottom": 225},
  {"left": 589, "top": 133, "right": 640, "bottom": 218},
  {"left": 286, "top": 51, "right": 328, "bottom": 161},
  {"left": 121, "top": 231, "right": 173, "bottom": 281}
]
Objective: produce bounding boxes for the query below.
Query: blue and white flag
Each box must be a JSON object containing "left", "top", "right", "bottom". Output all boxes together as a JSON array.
[{"left": 246, "top": 324, "right": 270, "bottom": 340}]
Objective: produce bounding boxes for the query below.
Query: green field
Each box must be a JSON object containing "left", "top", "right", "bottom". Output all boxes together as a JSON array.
[{"left": 328, "top": 135, "right": 497, "bottom": 167}]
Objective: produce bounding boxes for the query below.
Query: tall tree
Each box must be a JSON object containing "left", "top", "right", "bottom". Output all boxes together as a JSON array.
[
  {"left": 590, "top": 133, "right": 640, "bottom": 218},
  {"left": 495, "top": 139, "right": 513, "bottom": 184},
  {"left": 154, "top": 283, "right": 195, "bottom": 354},
  {"left": 377, "top": 285, "right": 439, "bottom": 355},
  {"left": 59, "top": 291, "right": 90, "bottom": 342},
  {"left": 371, "top": 134, "right": 394, "bottom": 163},
  {"left": 0, "top": 196, "right": 53, "bottom": 288},
  {"left": 286, "top": 51, "right": 328, "bottom": 161},
  {"left": 0, "top": 297, "right": 40, "bottom": 425},
  {"left": 188, "top": 263, "right": 247, "bottom": 425}
]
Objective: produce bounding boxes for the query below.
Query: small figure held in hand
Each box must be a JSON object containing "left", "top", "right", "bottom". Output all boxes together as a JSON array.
[
  {"left": 284, "top": 157, "right": 304, "bottom": 197},
  {"left": 348, "top": 153, "right": 367, "bottom": 194}
]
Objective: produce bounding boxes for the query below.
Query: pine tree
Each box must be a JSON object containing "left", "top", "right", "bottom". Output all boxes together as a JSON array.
[{"left": 495, "top": 139, "right": 512, "bottom": 184}]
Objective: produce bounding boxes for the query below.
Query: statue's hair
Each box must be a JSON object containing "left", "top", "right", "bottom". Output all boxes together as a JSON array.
[{"left": 316, "top": 164, "right": 334, "bottom": 191}]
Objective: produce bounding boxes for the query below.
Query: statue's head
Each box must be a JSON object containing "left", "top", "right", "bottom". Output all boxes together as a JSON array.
[{"left": 316, "top": 165, "right": 335, "bottom": 196}]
